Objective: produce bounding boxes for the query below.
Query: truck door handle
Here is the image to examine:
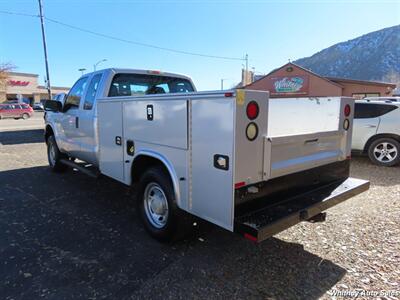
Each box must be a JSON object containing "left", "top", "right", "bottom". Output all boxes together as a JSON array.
[
  {"left": 305, "top": 138, "right": 318, "bottom": 144},
  {"left": 75, "top": 117, "right": 79, "bottom": 128},
  {"left": 365, "top": 125, "right": 376, "bottom": 128}
]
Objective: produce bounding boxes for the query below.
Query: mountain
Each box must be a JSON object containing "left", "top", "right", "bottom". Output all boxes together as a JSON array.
[{"left": 294, "top": 25, "right": 400, "bottom": 82}]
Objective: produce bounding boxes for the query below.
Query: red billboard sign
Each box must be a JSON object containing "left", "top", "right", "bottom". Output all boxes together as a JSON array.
[
  {"left": 8, "top": 80, "right": 30, "bottom": 87},
  {"left": 268, "top": 75, "right": 309, "bottom": 95}
]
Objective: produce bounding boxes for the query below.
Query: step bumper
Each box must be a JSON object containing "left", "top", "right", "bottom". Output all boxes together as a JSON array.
[{"left": 234, "top": 177, "right": 370, "bottom": 242}]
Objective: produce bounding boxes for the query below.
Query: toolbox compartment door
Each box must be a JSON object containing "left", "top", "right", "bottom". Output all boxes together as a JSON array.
[
  {"left": 234, "top": 177, "right": 369, "bottom": 242},
  {"left": 97, "top": 101, "right": 125, "bottom": 182},
  {"left": 190, "top": 98, "right": 235, "bottom": 231}
]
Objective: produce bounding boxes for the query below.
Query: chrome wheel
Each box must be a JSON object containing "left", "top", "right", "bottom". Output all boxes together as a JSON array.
[
  {"left": 48, "top": 142, "right": 56, "bottom": 166},
  {"left": 143, "top": 182, "right": 169, "bottom": 229},
  {"left": 373, "top": 142, "right": 398, "bottom": 163}
]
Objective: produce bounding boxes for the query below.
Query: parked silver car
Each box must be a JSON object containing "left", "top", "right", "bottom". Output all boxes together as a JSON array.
[{"left": 352, "top": 100, "right": 400, "bottom": 166}]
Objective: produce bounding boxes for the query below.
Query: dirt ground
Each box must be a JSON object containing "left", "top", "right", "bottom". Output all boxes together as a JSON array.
[{"left": 0, "top": 126, "right": 399, "bottom": 299}]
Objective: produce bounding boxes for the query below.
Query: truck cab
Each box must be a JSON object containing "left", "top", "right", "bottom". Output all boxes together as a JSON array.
[{"left": 46, "top": 68, "right": 196, "bottom": 165}]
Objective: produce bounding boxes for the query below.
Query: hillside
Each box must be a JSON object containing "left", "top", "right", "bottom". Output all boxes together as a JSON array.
[{"left": 294, "top": 25, "right": 400, "bottom": 82}]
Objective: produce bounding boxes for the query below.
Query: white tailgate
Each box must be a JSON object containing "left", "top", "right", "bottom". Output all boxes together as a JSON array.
[
  {"left": 263, "top": 97, "right": 354, "bottom": 180},
  {"left": 264, "top": 131, "right": 345, "bottom": 179}
]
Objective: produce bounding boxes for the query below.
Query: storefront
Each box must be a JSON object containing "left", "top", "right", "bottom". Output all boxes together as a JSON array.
[
  {"left": 0, "top": 72, "right": 69, "bottom": 105},
  {"left": 245, "top": 63, "right": 396, "bottom": 98}
]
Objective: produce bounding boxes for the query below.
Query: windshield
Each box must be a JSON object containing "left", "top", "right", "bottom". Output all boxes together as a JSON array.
[{"left": 108, "top": 73, "right": 194, "bottom": 97}]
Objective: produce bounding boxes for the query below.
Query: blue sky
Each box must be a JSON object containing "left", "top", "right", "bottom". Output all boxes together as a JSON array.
[{"left": 1, "top": 0, "right": 399, "bottom": 91}]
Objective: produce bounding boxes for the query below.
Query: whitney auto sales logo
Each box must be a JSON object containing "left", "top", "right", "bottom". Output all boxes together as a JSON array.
[
  {"left": 274, "top": 76, "right": 304, "bottom": 93},
  {"left": 8, "top": 80, "right": 30, "bottom": 86}
]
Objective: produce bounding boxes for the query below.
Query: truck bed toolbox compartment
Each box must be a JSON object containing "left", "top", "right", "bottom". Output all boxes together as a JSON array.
[{"left": 234, "top": 177, "right": 369, "bottom": 242}]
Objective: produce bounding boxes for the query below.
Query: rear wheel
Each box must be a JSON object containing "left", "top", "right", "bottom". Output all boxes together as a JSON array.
[
  {"left": 137, "top": 166, "right": 192, "bottom": 242},
  {"left": 22, "top": 113, "right": 29, "bottom": 120},
  {"left": 368, "top": 138, "right": 400, "bottom": 167},
  {"left": 47, "top": 135, "right": 68, "bottom": 172}
]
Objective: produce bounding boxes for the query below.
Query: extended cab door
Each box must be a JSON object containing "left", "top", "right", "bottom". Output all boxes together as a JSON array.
[
  {"left": 75, "top": 73, "right": 103, "bottom": 165},
  {"left": 56, "top": 77, "right": 88, "bottom": 156}
]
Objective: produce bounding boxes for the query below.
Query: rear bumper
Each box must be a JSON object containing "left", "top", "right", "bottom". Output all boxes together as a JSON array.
[{"left": 234, "top": 177, "right": 369, "bottom": 242}]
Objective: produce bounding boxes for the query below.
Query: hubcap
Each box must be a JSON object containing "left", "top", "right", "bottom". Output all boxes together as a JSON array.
[
  {"left": 48, "top": 143, "right": 56, "bottom": 166},
  {"left": 143, "top": 183, "right": 169, "bottom": 229},
  {"left": 373, "top": 142, "right": 398, "bottom": 163}
]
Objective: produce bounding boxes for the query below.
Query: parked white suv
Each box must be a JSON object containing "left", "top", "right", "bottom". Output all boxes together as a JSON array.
[{"left": 352, "top": 100, "right": 400, "bottom": 166}]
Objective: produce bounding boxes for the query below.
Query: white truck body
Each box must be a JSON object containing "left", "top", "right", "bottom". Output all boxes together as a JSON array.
[{"left": 45, "top": 68, "right": 369, "bottom": 242}]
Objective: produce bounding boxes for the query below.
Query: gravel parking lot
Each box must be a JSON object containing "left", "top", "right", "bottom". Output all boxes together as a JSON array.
[{"left": 0, "top": 124, "right": 399, "bottom": 299}]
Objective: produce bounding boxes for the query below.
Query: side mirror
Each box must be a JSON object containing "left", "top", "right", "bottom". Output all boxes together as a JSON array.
[
  {"left": 44, "top": 100, "right": 62, "bottom": 112},
  {"left": 58, "top": 93, "right": 67, "bottom": 106}
]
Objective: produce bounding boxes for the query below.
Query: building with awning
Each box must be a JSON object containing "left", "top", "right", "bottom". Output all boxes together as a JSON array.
[
  {"left": 0, "top": 72, "right": 69, "bottom": 105},
  {"left": 245, "top": 63, "right": 397, "bottom": 99}
]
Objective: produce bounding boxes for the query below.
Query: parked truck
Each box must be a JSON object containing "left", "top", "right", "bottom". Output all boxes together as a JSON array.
[{"left": 44, "top": 68, "right": 369, "bottom": 242}]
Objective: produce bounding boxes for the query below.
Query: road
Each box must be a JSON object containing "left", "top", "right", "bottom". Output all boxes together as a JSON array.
[
  {"left": 0, "top": 122, "right": 399, "bottom": 299},
  {"left": 0, "top": 111, "right": 45, "bottom": 132}
]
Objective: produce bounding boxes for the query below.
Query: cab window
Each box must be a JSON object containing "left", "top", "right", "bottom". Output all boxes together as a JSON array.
[
  {"left": 108, "top": 73, "right": 194, "bottom": 97},
  {"left": 64, "top": 77, "right": 88, "bottom": 111},
  {"left": 84, "top": 74, "right": 102, "bottom": 110}
]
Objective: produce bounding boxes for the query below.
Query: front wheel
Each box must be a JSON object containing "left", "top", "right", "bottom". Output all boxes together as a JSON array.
[
  {"left": 368, "top": 138, "right": 400, "bottom": 167},
  {"left": 22, "top": 113, "right": 29, "bottom": 120},
  {"left": 137, "top": 166, "right": 192, "bottom": 242},
  {"left": 47, "top": 135, "right": 68, "bottom": 172}
]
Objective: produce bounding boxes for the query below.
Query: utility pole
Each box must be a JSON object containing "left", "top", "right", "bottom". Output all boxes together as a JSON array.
[
  {"left": 38, "top": 0, "right": 52, "bottom": 100},
  {"left": 244, "top": 54, "right": 250, "bottom": 85},
  {"left": 221, "top": 79, "right": 224, "bottom": 90},
  {"left": 245, "top": 54, "right": 248, "bottom": 74}
]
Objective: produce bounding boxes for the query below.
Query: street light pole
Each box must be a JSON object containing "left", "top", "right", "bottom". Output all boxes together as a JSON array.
[
  {"left": 93, "top": 59, "right": 107, "bottom": 71},
  {"left": 78, "top": 68, "right": 86, "bottom": 76},
  {"left": 38, "top": 0, "right": 52, "bottom": 100}
]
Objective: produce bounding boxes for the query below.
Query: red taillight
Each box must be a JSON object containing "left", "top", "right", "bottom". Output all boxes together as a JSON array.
[
  {"left": 224, "top": 92, "right": 234, "bottom": 97},
  {"left": 344, "top": 104, "right": 351, "bottom": 117},
  {"left": 244, "top": 233, "right": 257, "bottom": 242},
  {"left": 235, "top": 181, "right": 246, "bottom": 189},
  {"left": 246, "top": 101, "right": 259, "bottom": 120}
]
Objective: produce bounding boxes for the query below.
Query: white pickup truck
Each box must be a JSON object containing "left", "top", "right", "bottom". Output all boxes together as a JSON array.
[{"left": 44, "top": 68, "right": 369, "bottom": 242}]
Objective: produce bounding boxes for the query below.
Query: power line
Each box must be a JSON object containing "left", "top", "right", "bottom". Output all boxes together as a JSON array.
[
  {"left": 44, "top": 17, "right": 245, "bottom": 61},
  {"left": 0, "top": 10, "right": 38, "bottom": 18},
  {"left": 0, "top": 10, "right": 246, "bottom": 62}
]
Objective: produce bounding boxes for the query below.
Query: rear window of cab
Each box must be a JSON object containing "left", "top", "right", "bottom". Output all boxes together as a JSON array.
[{"left": 108, "top": 73, "right": 194, "bottom": 97}]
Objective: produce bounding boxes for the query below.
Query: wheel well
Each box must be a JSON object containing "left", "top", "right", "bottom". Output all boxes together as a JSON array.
[
  {"left": 45, "top": 125, "right": 54, "bottom": 143},
  {"left": 131, "top": 155, "right": 172, "bottom": 185},
  {"left": 364, "top": 133, "right": 400, "bottom": 153}
]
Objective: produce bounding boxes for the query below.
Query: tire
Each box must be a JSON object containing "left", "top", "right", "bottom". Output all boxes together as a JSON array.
[
  {"left": 47, "top": 135, "right": 68, "bottom": 172},
  {"left": 22, "top": 113, "right": 29, "bottom": 120},
  {"left": 368, "top": 137, "right": 400, "bottom": 167},
  {"left": 136, "top": 166, "right": 192, "bottom": 242}
]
